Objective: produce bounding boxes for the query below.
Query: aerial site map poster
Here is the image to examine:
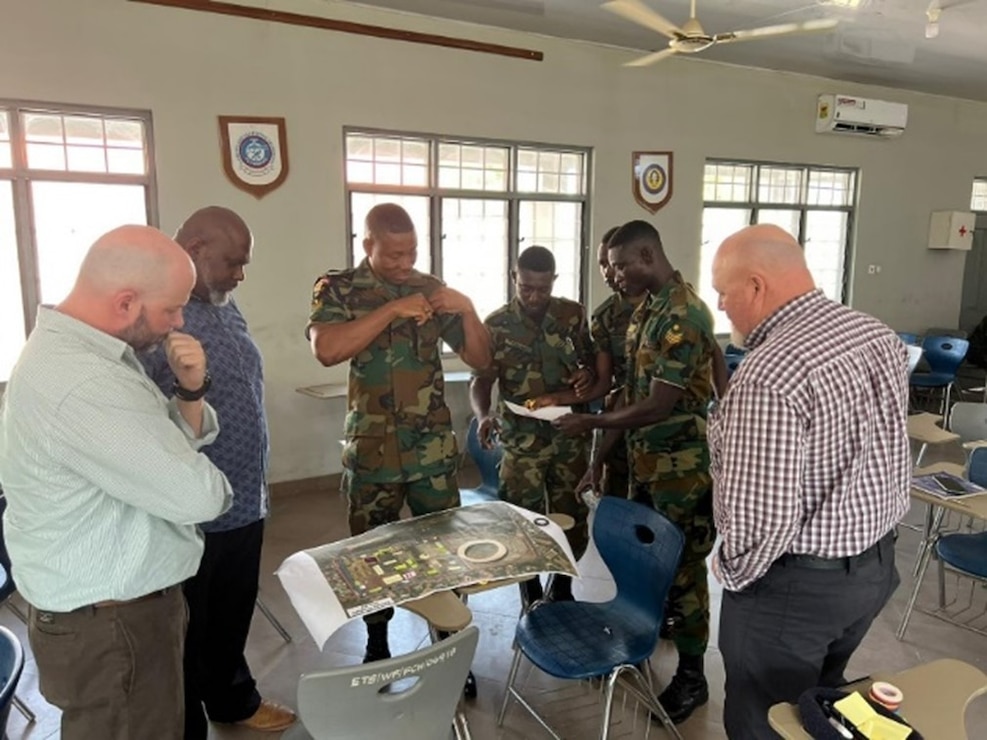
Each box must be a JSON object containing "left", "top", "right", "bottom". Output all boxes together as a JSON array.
[{"left": 276, "top": 502, "right": 578, "bottom": 648}]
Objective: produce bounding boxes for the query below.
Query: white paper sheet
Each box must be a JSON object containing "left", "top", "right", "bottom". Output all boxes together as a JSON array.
[{"left": 504, "top": 400, "right": 573, "bottom": 422}]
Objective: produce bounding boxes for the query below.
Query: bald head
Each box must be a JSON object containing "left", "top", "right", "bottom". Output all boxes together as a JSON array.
[
  {"left": 60, "top": 225, "right": 195, "bottom": 349},
  {"left": 76, "top": 225, "right": 194, "bottom": 298},
  {"left": 711, "top": 224, "right": 816, "bottom": 344},
  {"left": 174, "top": 206, "right": 252, "bottom": 304}
]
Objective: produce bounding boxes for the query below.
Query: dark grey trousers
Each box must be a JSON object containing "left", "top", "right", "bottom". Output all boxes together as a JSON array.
[{"left": 719, "top": 532, "right": 899, "bottom": 739}]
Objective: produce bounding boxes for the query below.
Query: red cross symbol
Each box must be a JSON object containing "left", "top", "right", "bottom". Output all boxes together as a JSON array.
[{"left": 960, "top": 225, "right": 968, "bottom": 237}]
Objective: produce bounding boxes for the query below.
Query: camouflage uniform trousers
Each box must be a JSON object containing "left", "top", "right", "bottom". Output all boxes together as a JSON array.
[
  {"left": 632, "top": 472, "right": 715, "bottom": 657},
  {"left": 498, "top": 434, "right": 590, "bottom": 559},
  {"left": 344, "top": 469, "right": 460, "bottom": 624}
]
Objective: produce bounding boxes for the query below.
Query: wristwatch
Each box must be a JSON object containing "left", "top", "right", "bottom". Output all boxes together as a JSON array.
[{"left": 173, "top": 373, "right": 211, "bottom": 402}]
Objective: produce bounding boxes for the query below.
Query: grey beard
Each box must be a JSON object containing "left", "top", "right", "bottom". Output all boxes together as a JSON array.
[{"left": 208, "top": 290, "right": 231, "bottom": 306}]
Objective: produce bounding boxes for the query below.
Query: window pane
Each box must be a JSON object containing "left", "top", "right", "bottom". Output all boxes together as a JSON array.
[
  {"left": 441, "top": 198, "right": 508, "bottom": 323},
  {"left": 756, "top": 209, "right": 801, "bottom": 240},
  {"left": 0, "top": 181, "right": 24, "bottom": 382},
  {"left": 518, "top": 200, "right": 581, "bottom": 301},
  {"left": 699, "top": 207, "right": 751, "bottom": 334},
  {"left": 808, "top": 169, "right": 854, "bottom": 207},
  {"left": 704, "top": 162, "right": 752, "bottom": 202},
  {"left": 66, "top": 145, "right": 107, "bottom": 173},
  {"left": 107, "top": 148, "right": 146, "bottom": 175},
  {"left": 0, "top": 111, "right": 10, "bottom": 169},
  {"left": 23, "top": 113, "right": 64, "bottom": 144},
  {"left": 344, "top": 134, "right": 431, "bottom": 188},
  {"left": 64, "top": 116, "right": 104, "bottom": 146},
  {"left": 804, "top": 211, "right": 849, "bottom": 302},
  {"left": 105, "top": 119, "right": 144, "bottom": 150},
  {"left": 26, "top": 143, "right": 66, "bottom": 170},
  {"left": 349, "top": 193, "right": 431, "bottom": 273},
  {"left": 972, "top": 179, "right": 987, "bottom": 212},
  {"left": 758, "top": 166, "right": 803, "bottom": 204},
  {"left": 518, "top": 149, "right": 586, "bottom": 195},
  {"left": 31, "top": 181, "right": 148, "bottom": 306}
]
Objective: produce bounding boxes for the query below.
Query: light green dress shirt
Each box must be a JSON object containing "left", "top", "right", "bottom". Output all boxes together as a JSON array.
[{"left": 0, "top": 308, "right": 232, "bottom": 612}]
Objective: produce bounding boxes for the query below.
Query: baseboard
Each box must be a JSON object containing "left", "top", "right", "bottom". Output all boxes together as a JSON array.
[{"left": 270, "top": 473, "right": 341, "bottom": 498}]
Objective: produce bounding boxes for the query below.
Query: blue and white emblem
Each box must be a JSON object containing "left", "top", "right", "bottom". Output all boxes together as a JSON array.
[{"left": 219, "top": 116, "right": 290, "bottom": 199}]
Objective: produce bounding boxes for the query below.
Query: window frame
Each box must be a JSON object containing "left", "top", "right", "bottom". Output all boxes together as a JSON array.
[
  {"left": 0, "top": 100, "right": 157, "bottom": 387},
  {"left": 972, "top": 177, "right": 987, "bottom": 212},
  {"left": 1, "top": 99, "right": 158, "bottom": 342},
  {"left": 342, "top": 126, "right": 593, "bottom": 307},
  {"left": 702, "top": 158, "right": 858, "bottom": 312}
]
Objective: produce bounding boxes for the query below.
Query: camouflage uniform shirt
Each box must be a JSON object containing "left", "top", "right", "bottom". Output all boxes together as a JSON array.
[
  {"left": 590, "top": 292, "right": 638, "bottom": 391},
  {"left": 308, "top": 259, "right": 466, "bottom": 483},
  {"left": 476, "top": 297, "right": 594, "bottom": 445},
  {"left": 625, "top": 273, "right": 717, "bottom": 484}
]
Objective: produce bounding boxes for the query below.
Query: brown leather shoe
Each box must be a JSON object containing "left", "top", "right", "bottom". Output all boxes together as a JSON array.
[{"left": 236, "top": 699, "right": 297, "bottom": 732}]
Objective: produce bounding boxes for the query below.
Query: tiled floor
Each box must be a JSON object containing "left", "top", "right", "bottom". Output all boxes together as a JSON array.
[{"left": 5, "top": 442, "right": 987, "bottom": 739}]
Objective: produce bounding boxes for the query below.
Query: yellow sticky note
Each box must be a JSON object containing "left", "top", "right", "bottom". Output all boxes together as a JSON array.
[
  {"left": 864, "top": 715, "right": 911, "bottom": 740},
  {"left": 834, "top": 692, "right": 876, "bottom": 727}
]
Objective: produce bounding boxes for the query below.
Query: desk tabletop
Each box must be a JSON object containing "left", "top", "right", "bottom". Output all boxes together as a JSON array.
[
  {"left": 768, "top": 658, "right": 987, "bottom": 740},
  {"left": 296, "top": 370, "right": 474, "bottom": 399},
  {"left": 910, "top": 461, "right": 987, "bottom": 519}
]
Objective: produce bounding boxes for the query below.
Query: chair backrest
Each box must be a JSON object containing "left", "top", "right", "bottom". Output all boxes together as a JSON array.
[
  {"left": 725, "top": 352, "right": 745, "bottom": 379},
  {"left": 921, "top": 335, "right": 969, "bottom": 375},
  {"left": 593, "top": 498, "right": 684, "bottom": 620},
  {"left": 465, "top": 417, "right": 502, "bottom": 493},
  {"left": 296, "top": 625, "right": 479, "bottom": 740},
  {"left": 897, "top": 332, "right": 921, "bottom": 346},
  {"left": 906, "top": 345, "right": 924, "bottom": 376},
  {"left": 947, "top": 402, "right": 987, "bottom": 444},
  {"left": 0, "top": 624, "right": 24, "bottom": 734},
  {"left": 967, "top": 447, "right": 987, "bottom": 488}
]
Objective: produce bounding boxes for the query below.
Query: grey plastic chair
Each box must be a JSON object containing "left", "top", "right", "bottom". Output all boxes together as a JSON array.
[{"left": 285, "top": 625, "right": 479, "bottom": 740}]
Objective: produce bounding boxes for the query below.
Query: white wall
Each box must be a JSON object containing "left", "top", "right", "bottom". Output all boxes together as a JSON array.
[{"left": 4, "top": 0, "right": 986, "bottom": 482}]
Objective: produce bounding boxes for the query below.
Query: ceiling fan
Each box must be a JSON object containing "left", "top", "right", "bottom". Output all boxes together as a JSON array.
[{"left": 602, "top": 0, "right": 840, "bottom": 66}]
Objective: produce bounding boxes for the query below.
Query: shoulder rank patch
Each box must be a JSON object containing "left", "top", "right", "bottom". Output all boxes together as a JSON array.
[{"left": 665, "top": 324, "right": 684, "bottom": 346}]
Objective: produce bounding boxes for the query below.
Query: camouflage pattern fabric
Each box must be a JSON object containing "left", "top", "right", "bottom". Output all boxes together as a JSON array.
[
  {"left": 475, "top": 297, "right": 594, "bottom": 557},
  {"left": 633, "top": 474, "right": 714, "bottom": 657},
  {"left": 308, "top": 259, "right": 466, "bottom": 486},
  {"left": 599, "top": 392, "right": 630, "bottom": 499},
  {"left": 624, "top": 272, "right": 718, "bottom": 657},
  {"left": 590, "top": 292, "right": 638, "bottom": 390},
  {"left": 591, "top": 293, "right": 638, "bottom": 499},
  {"left": 345, "top": 470, "right": 460, "bottom": 625}
]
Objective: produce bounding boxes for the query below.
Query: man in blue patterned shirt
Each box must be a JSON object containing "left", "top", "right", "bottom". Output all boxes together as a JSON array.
[{"left": 142, "top": 207, "right": 295, "bottom": 736}]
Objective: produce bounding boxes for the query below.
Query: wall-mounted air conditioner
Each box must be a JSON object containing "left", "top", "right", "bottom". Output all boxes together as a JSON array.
[{"left": 815, "top": 94, "right": 908, "bottom": 138}]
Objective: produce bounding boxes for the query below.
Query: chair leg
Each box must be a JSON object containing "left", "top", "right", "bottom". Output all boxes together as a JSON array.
[
  {"left": 937, "top": 557, "right": 947, "bottom": 609},
  {"left": 256, "top": 597, "right": 292, "bottom": 643},
  {"left": 12, "top": 695, "right": 35, "bottom": 723},
  {"left": 604, "top": 664, "right": 682, "bottom": 740},
  {"left": 496, "top": 648, "right": 524, "bottom": 727},
  {"left": 897, "top": 507, "right": 945, "bottom": 640}
]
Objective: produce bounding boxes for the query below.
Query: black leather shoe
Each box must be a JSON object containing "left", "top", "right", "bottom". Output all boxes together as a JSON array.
[
  {"left": 655, "top": 668, "right": 708, "bottom": 725},
  {"left": 363, "top": 623, "right": 391, "bottom": 663},
  {"left": 519, "top": 577, "right": 544, "bottom": 610},
  {"left": 464, "top": 670, "right": 478, "bottom": 699}
]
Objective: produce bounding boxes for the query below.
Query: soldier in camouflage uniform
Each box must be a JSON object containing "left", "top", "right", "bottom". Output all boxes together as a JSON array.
[
  {"left": 555, "top": 220, "right": 719, "bottom": 725},
  {"left": 470, "top": 246, "right": 593, "bottom": 605},
  {"left": 589, "top": 227, "right": 646, "bottom": 498},
  {"left": 307, "top": 203, "right": 490, "bottom": 667}
]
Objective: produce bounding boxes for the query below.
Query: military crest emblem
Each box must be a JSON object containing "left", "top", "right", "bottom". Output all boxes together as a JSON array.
[
  {"left": 632, "top": 151, "right": 673, "bottom": 214},
  {"left": 218, "top": 116, "right": 290, "bottom": 198}
]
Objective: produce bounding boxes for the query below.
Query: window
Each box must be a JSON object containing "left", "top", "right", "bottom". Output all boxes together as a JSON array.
[
  {"left": 699, "top": 160, "right": 857, "bottom": 334},
  {"left": 0, "top": 102, "right": 156, "bottom": 383},
  {"left": 972, "top": 178, "right": 987, "bottom": 212},
  {"left": 344, "top": 129, "right": 590, "bottom": 325}
]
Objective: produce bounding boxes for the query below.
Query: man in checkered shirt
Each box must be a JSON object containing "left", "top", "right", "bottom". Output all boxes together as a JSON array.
[{"left": 708, "top": 224, "right": 910, "bottom": 738}]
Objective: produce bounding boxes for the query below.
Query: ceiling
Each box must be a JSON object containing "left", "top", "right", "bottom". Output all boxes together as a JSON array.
[{"left": 344, "top": 0, "right": 987, "bottom": 102}]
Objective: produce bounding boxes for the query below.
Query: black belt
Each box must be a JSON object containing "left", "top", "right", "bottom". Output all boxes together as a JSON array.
[{"left": 776, "top": 530, "right": 894, "bottom": 571}]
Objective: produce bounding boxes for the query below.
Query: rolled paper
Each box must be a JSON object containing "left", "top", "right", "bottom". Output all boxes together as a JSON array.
[{"left": 870, "top": 681, "right": 903, "bottom": 711}]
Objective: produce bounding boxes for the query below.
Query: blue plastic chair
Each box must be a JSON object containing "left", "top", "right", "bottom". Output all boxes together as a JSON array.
[
  {"left": 496, "top": 497, "right": 685, "bottom": 740},
  {"left": 0, "top": 623, "right": 24, "bottom": 739},
  {"left": 897, "top": 332, "right": 921, "bottom": 346},
  {"left": 910, "top": 335, "right": 969, "bottom": 414},
  {"left": 459, "top": 417, "right": 502, "bottom": 506},
  {"left": 932, "top": 447, "right": 987, "bottom": 627}
]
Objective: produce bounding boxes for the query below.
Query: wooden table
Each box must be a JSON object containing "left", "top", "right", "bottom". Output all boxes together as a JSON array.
[{"left": 768, "top": 658, "right": 987, "bottom": 740}]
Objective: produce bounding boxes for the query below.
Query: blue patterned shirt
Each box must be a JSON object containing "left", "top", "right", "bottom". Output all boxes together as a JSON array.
[{"left": 142, "top": 297, "right": 269, "bottom": 533}]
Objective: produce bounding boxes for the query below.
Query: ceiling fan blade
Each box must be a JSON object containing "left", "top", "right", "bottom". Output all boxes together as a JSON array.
[
  {"left": 602, "top": 0, "right": 685, "bottom": 40},
  {"left": 714, "top": 17, "right": 839, "bottom": 44},
  {"left": 624, "top": 47, "right": 680, "bottom": 66}
]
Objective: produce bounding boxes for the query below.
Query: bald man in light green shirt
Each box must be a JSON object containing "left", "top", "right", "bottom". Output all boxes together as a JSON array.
[{"left": 0, "top": 225, "right": 232, "bottom": 740}]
